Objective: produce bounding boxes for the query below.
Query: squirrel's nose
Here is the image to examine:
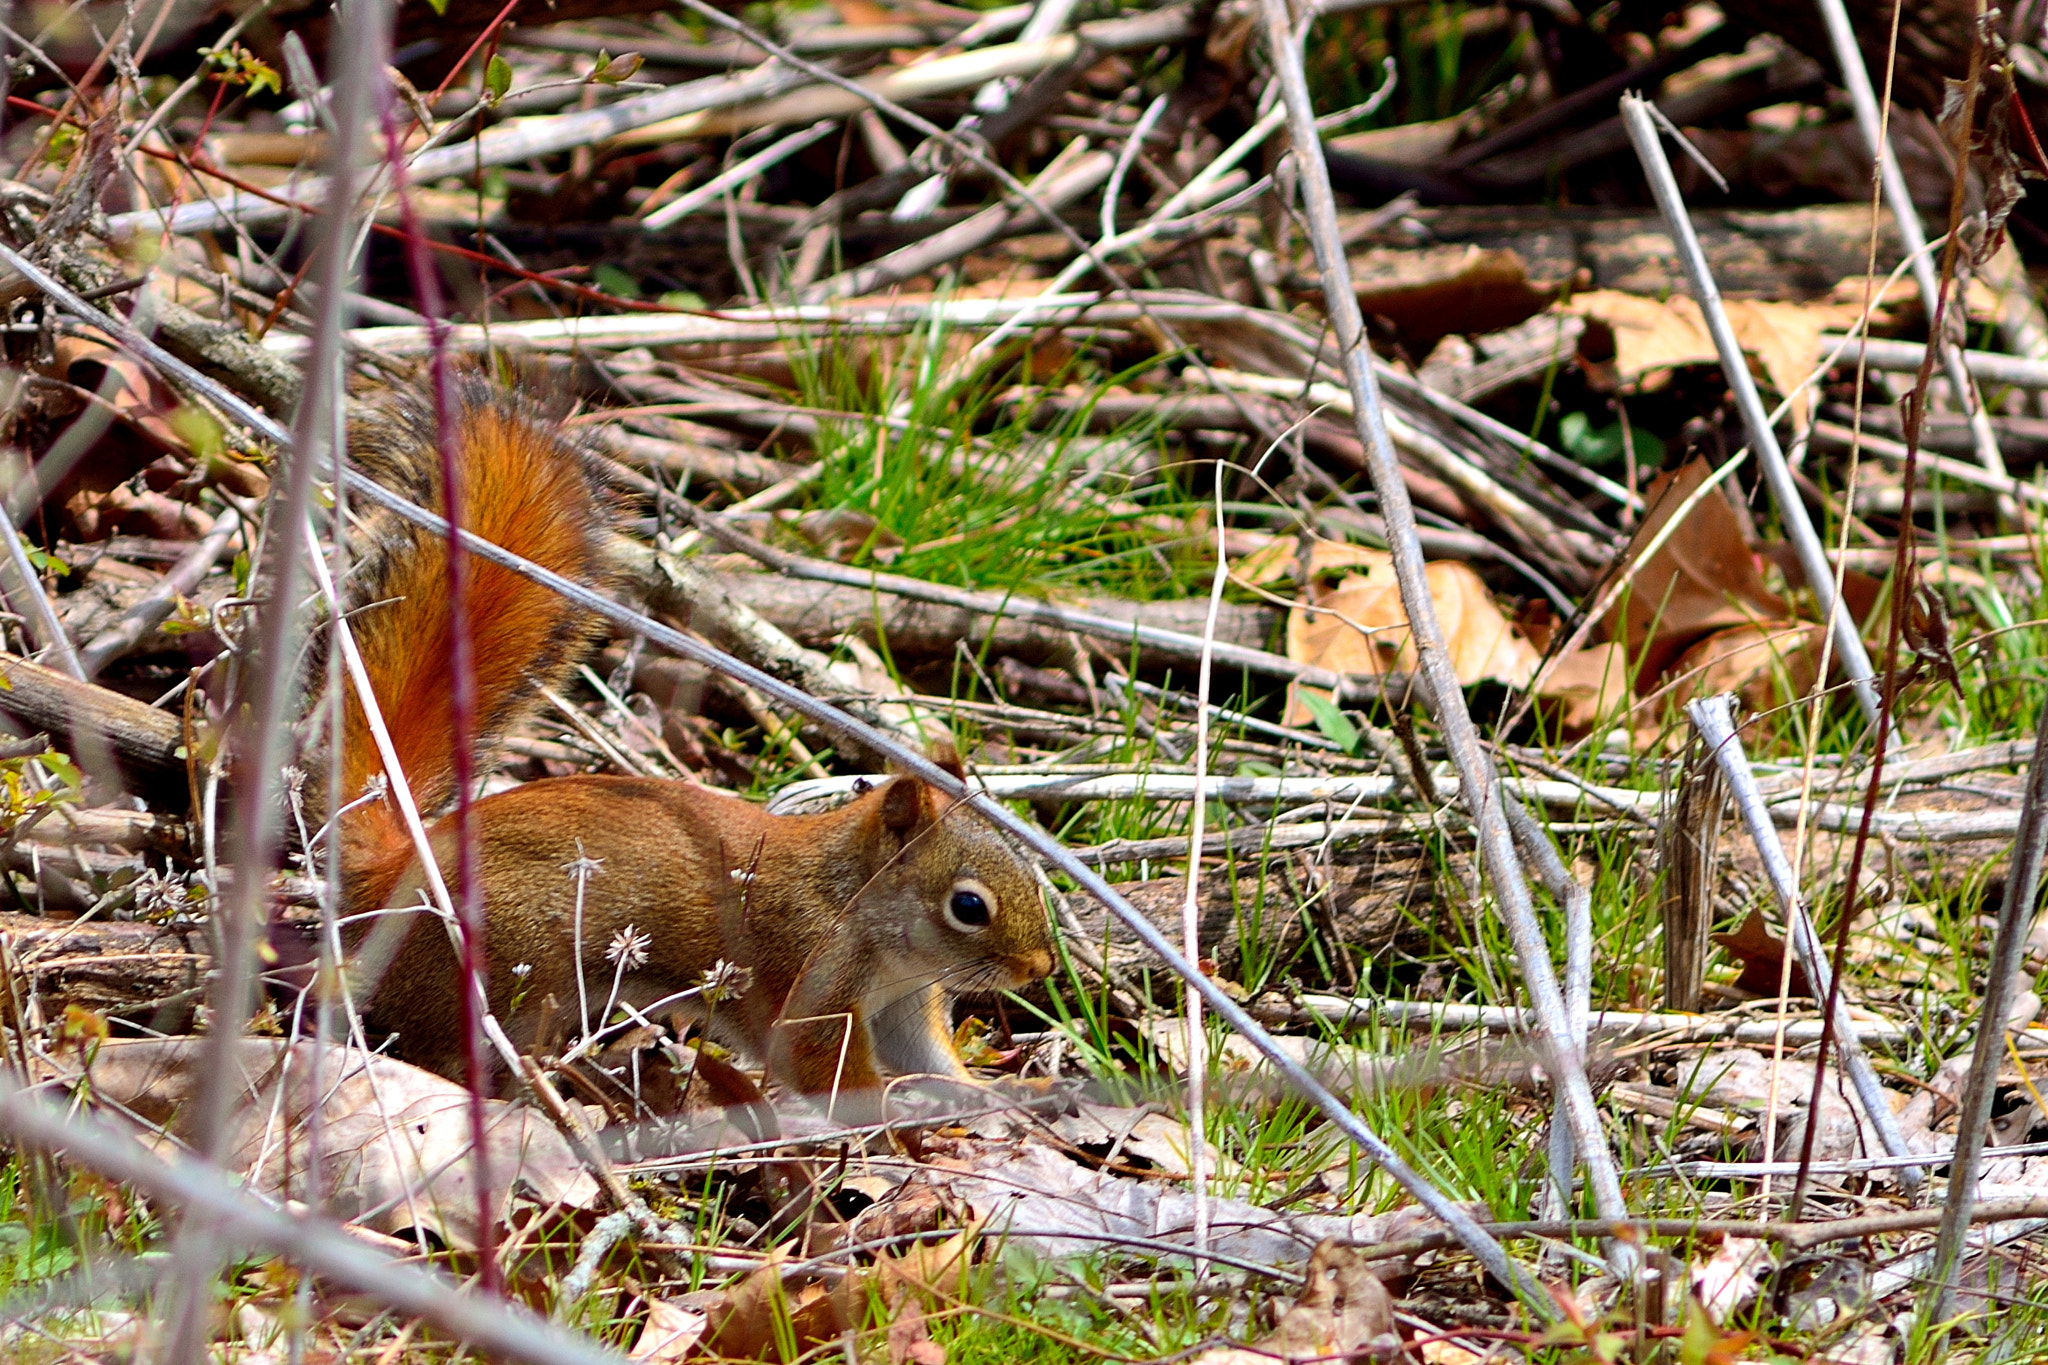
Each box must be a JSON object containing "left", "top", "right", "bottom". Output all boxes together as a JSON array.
[{"left": 1012, "top": 949, "right": 1054, "bottom": 982}]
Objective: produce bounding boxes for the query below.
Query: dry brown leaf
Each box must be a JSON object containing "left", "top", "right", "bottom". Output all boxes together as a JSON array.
[
  {"left": 886, "top": 1300, "right": 946, "bottom": 1365},
  {"left": 1598, "top": 457, "right": 1788, "bottom": 684},
  {"left": 1351, "top": 244, "right": 1551, "bottom": 349},
  {"left": 701, "top": 1250, "right": 859, "bottom": 1361},
  {"left": 1711, "top": 908, "right": 1813, "bottom": 998},
  {"left": 1230, "top": 535, "right": 1299, "bottom": 588},
  {"left": 628, "top": 1299, "right": 709, "bottom": 1362},
  {"left": 1826, "top": 272, "right": 2004, "bottom": 326},
  {"left": 1562, "top": 293, "right": 1856, "bottom": 415},
  {"left": 49, "top": 333, "right": 195, "bottom": 457},
  {"left": 1562, "top": 290, "right": 1717, "bottom": 389},
  {"left": 63, "top": 1038, "right": 598, "bottom": 1250},
  {"left": 1192, "top": 1241, "right": 1398, "bottom": 1365},
  {"left": 1418, "top": 1343, "right": 1488, "bottom": 1365},
  {"left": 1532, "top": 641, "right": 1632, "bottom": 736},
  {"left": 1655, "top": 620, "right": 1825, "bottom": 722},
  {"left": 925, "top": 1135, "right": 1469, "bottom": 1268},
  {"left": 1285, "top": 546, "right": 1540, "bottom": 723},
  {"left": 1722, "top": 299, "right": 1859, "bottom": 429},
  {"left": 872, "top": 1227, "right": 976, "bottom": 1309},
  {"left": 699, "top": 1228, "right": 973, "bottom": 1361}
]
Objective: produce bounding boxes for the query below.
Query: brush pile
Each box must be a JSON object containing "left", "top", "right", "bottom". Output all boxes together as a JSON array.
[{"left": 5, "top": 0, "right": 2048, "bottom": 1357}]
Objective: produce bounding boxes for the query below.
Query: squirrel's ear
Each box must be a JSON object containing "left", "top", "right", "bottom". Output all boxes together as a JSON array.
[
  {"left": 928, "top": 740, "right": 965, "bottom": 783},
  {"left": 878, "top": 775, "right": 930, "bottom": 837}
]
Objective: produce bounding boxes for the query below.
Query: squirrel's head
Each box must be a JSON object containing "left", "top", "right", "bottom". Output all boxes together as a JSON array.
[{"left": 848, "top": 764, "right": 1053, "bottom": 996}]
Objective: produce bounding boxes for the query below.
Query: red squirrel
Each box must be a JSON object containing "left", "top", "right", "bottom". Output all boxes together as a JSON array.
[{"left": 321, "top": 378, "right": 1054, "bottom": 1096}]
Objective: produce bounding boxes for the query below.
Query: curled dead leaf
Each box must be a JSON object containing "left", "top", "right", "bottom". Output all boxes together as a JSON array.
[
  {"left": 1650, "top": 621, "right": 1826, "bottom": 734},
  {"left": 1285, "top": 544, "right": 1539, "bottom": 724},
  {"left": 1531, "top": 641, "right": 1632, "bottom": 736},
  {"left": 628, "top": 1298, "right": 709, "bottom": 1361},
  {"left": 56, "top": 1038, "right": 598, "bottom": 1250},
  {"left": 702, "top": 1249, "right": 859, "bottom": 1361},
  {"left": 1597, "top": 458, "right": 1788, "bottom": 685},
  {"left": 1562, "top": 293, "right": 1856, "bottom": 417}
]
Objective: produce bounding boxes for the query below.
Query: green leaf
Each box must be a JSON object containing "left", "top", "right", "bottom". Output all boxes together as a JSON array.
[
  {"left": 658, "top": 289, "right": 706, "bottom": 310},
  {"left": 594, "top": 263, "right": 641, "bottom": 299},
  {"left": 1298, "top": 690, "right": 1360, "bottom": 756},
  {"left": 1558, "top": 412, "right": 1663, "bottom": 469},
  {"left": 484, "top": 54, "right": 512, "bottom": 101},
  {"left": 39, "top": 751, "right": 81, "bottom": 793},
  {"left": 24, "top": 547, "right": 68, "bottom": 575}
]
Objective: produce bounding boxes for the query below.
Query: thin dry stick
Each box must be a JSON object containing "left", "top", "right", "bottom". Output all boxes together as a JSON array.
[
  {"left": 11, "top": 245, "right": 1549, "bottom": 1314},
  {"left": 78, "top": 507, "right": 243, "bottom": 676},
  {"left": 1686, "top": 694, "right": 1923, "bottom": 1185},
  {"left": 107, "top": 62, "right": 807, "bottom": 238},
  {"left": 1254, "top": 0, "right": 1627, "bottom": 1272},
  {"left": 641, "top": 118, "right": 838, "bottom": 229},
  {"left": 1620, "top": 94, "right": 1880, "bottom": 725},
  {"left": 1924, "top": 692, "right": 2048, "bottom": 1325},
  {"left": 1502, "top": 796, "right": 1589, "bottom": 1236},
  {"left": 0, "top": 1078, "right": 623, "bottom": 1365},
  {"left": 1811, "top": 0, "right": 2009, "bottom": 487},
  {"left": 0, "top": 514, "right": 82, "bottom": 678}
]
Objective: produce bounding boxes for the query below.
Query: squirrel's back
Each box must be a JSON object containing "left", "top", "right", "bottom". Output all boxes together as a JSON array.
[{"left": 329, "top": 376, "right": 617, "bottom": 910}]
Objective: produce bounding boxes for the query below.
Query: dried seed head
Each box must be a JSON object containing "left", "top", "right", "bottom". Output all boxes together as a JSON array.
[
  {"left": 606, "top": 924, "right": 650, "bottom": 971},
  {"left": 699, "top": 958, "right": 752, "bottom": 1003}
]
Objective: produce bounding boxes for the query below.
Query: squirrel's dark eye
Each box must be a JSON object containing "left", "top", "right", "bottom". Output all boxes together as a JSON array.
[{"left": 948, "top": 889, "right": 991, "bottom": 929}]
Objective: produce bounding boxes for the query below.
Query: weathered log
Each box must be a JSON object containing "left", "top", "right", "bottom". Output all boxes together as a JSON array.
[
  {"left": 0, "top": 653, "right": 187, "bottom": 780},
  {"left": 1354, "top": 204, "right": 1907, "bottom": 302},
  {"left": 0, "top": 913, "right": 208, "bottom": 1022}
]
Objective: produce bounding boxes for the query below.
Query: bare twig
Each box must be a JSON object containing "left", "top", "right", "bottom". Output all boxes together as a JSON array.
[
  {"left": 1686, "top": 694, "right": 1923, "bottom": 1186},
  {"left": 1255, "top": 0, "right": 1621, "bottom": 1285},
  {"left": 640, "top": 119, "right": 839, "bottom": 230},
  {"left": 0, "top": 514, "right": 82, "bottom": 679},
  {"left": 160, "top": 0, "right": 385, "bottom": 1345},
  {"left": 0, "top": 1078, "right": 624, "bottom": 1365},
  {"left": 77, "top": 507, "right": 244, "bottom": 677},
  {"left": 1924, "top": 683, "right": 2048, "bottom": 1324},
  {"left": 106, "top": 63, "right": 808, "bottom": 238},
  {"left": 1622, "top": 95, "right": 1880, "bottom": 725},
  {"left": 1811, "top": 0, "right": 2009, "bottom": 487}
]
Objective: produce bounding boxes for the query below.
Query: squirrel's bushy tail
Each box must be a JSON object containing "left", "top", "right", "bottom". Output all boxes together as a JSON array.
[{"left": 331, "top": 375, "right": 615, "bottom": 907}]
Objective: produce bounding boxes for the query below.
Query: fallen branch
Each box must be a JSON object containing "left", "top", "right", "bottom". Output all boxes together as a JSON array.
[
  {"left": 1275, "top": 994, "right": 1912, "bottom": 1046},
  {"left": 0, "top": 1076, "right": 624, "bottom": 1365},
  {"left": 0, "top": 652, "right": 187, "bottom": 777}
]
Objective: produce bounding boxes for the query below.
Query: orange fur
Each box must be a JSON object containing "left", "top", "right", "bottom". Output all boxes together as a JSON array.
[{"left": 328, "top": 379, "right": 614, "bottom": 916}]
